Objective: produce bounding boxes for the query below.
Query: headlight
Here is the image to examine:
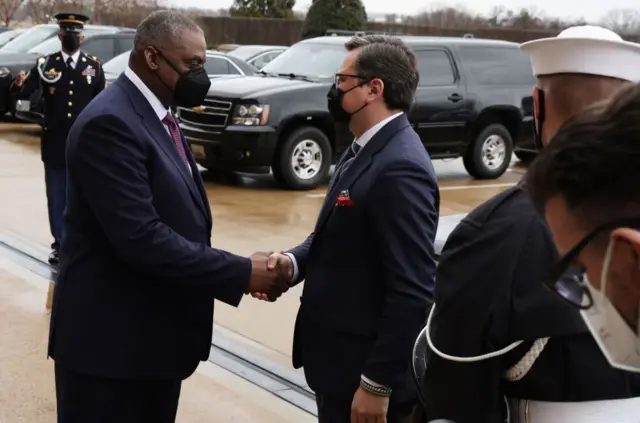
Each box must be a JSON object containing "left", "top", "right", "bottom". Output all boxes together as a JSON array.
[
  {"left": 232, "top": 104, "right": 270, "bottom": 126},
  {"left": 0, "top": 67, "right": 11, "bottom": 77}
]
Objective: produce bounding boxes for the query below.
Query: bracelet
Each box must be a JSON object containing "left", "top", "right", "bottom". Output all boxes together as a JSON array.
[{"left": 360, "top": 378, "right": 392, "bottom": 397}]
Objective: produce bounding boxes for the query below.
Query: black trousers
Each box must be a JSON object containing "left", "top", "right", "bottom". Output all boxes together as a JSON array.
[
  {"left": 55, "top": 361, "right": 182, "bottom": 423},
  {"left": 316, "top": 393, "right": 419, "bottom": 423}
]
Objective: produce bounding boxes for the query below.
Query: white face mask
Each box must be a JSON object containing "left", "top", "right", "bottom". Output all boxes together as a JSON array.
[{"left": 580, "top": 239, "right": 640, "bottom": 372}]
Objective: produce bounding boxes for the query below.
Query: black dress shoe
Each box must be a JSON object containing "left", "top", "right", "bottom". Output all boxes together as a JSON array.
[{"left": 48, "top": 250, "right": 60, "bottom": 265}]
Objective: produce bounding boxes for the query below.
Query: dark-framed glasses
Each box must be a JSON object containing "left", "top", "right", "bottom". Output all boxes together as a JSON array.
[
  {"left": 334, "top": 72, "right": 367, "bottom": 86},
  {"left": 543, "top": 217, "right": 640, "bottom": 309}
]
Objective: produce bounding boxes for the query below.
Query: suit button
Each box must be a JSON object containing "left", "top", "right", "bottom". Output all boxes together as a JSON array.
[
  {"left": 67, "top": 113, "right": 72, "bottom": 118},
  {"left": 69, "top": 90, "right": 73, "bottom": 95},
  {"left": 70, "top": 81, "right": 74, "bottom": 85},
  {"left": 68, "top": 101, "right": 72, "bottom": 106}
]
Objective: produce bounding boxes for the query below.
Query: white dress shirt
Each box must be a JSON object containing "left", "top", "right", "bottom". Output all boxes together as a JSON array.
[
  {"left": 124, "top": 66, "right": 192, "bottom": 175},
  {"left": 285, "top": 111, "right": 404, "bottom": 389},
  {"left": 61, "top": 50, "right": 80, "bottom": 69}
]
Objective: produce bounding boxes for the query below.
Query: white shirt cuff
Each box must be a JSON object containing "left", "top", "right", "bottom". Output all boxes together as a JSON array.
[{"left": 284, "top": 252, "right": 299, "bottom": 283}]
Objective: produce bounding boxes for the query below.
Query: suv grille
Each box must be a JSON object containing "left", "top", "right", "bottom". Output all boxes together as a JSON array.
[{"left": 177, "top": 98, "right": 233, "bottom": 129}]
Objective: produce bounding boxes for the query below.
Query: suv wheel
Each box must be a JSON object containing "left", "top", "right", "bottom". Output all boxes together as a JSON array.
[
  {"left": 463, "top": 124, "right": 513, "bottom": 179},
  {"left": 272, "top": 126, "right": 332, "bottom": 190}
]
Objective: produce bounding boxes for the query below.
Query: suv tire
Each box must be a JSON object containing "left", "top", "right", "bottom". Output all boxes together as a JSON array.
[
  {"left": 463, "top": 123, "right": 513, "bottom": 179},
  {"left": 272, "top": 126, "right": 332, "bottom": 190}
]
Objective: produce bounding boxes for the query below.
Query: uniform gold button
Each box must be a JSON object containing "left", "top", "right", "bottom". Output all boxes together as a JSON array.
[
  {"left": 67, "top": 113, "right": 72, "bottom": 118},
  {"left": 70, "top": 81, "right": 74, "bottom": 85},
  {"left": 69, "top": 90, "right": 73, "bottom": 95},
  {"left": 68, "top": 102, "right": 72, "bottom": 106}
]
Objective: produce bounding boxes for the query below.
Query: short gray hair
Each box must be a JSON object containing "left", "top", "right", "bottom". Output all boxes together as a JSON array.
[
  {"left": 345, "top": 35, "right": 418, "bottom": 112},
  {"left": 134, "top": 10, "right": 203, "bottom": 51}
]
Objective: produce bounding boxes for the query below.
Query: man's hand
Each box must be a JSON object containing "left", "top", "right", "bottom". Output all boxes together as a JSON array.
[
  {"left": 15, "top": 71, "right": 26, "bottom": 88},
  {"left": 351, "top": 387, "right": 389, "bottom": 423},
  {"left": 251, "top": 252, "right": 293, "bottom": 301},
  {"left": 245, "top": 251, "right": 289, "bottom": 301}
]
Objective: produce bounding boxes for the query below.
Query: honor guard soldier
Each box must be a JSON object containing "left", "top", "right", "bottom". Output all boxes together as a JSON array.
[
  {"left": 421, "top": 26, "right": 640, "bottom": 423},
  {"left": 13, "top": 12, "right": 106, "bottom": 265}
]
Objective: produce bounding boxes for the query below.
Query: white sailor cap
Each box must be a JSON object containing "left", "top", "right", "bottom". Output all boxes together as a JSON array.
[{"left": 520, "top": 25, "right": 640, "bottom": 82}]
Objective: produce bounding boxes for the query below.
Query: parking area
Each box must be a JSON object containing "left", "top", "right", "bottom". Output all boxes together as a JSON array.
[{"left": 0, "top": 121, "right": 525, "bottom": 371}]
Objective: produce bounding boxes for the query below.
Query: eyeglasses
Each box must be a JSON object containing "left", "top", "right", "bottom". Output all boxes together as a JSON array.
[
  {"left": 334, "top": 73, "right": 367, "bottom": 86},
  {"left": 544, "top": 217, "right": 640, "bottom": 309}
]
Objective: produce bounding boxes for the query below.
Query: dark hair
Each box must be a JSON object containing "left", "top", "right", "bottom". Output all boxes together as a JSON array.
[
  {"left": 344, "top": 35, "right": 418, "bottom": 112},
  {"left": 524, "top": 82, "right": 640, "bottom": 225}
]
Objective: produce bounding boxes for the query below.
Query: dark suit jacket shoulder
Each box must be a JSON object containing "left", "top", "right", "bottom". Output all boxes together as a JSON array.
[{"left": 51, "top": 74, "right": 251, "bottom": 381}]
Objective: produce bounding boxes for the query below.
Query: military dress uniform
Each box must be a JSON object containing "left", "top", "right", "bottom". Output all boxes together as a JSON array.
[
  {"left": 421, "top": 26, "right": 640, "bottom": 423},
  {"left": 15, "top": 13, "right": 105, "bottom": 264}
]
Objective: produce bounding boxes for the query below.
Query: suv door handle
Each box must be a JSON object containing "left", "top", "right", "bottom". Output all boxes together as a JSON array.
[{"left": 448, "top": 93, "right": 463, "bottom": 102}]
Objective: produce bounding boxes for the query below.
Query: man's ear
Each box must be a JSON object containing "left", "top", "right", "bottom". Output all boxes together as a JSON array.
[
  {"left": 145, "top": 47, "right": 160, "bottom": 71},
  {"left": 611, "top": 228, "right": 640, "bottom": 272},
  {"left": 369, "top": 78, "right": 384, "bottom": 100}
]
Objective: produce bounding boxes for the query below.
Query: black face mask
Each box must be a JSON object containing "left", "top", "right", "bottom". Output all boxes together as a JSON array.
[
  {"left": 327, "top": 81, "right": 370, "bottom": 123},
  {"left": 154, "top": 48, "right": 211, "bottom": 108},
  {"left": 61, "top": 33, "right": 80, "bottom": 52}
]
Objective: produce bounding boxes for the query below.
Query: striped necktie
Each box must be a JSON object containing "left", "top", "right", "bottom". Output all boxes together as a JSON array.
[{"left": 329, "top": 142, "right": 361, "bottom": 191}]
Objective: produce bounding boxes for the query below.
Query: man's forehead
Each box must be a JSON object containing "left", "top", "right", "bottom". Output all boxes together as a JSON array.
[{"left": 338, "top": 50, "right": 358, "bottom": 73}]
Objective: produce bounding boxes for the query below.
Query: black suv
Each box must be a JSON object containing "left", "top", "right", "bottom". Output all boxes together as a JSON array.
[
  {"left": 14, "top": 30, "right": 135, "bottom": 124},
  {"left": 179, "top": 35, "right": 535, "bottom": 190}
]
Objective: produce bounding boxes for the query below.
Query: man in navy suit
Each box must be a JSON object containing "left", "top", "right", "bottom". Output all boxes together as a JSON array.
[
  {"left": 258, "top": 35, "right": 439, "bottom": 422},
  {"left": 50, "top": 11, "right": 288, "bottom": 423}
]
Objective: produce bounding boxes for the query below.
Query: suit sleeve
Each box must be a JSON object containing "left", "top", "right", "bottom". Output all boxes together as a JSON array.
[
  {"left": 68, "top": 113, "right": 251, "bottom": 306},
  {"left": 13, "top": 64, "right": 40, "bottom": 99},
  {"left": 361, "top": 160, "right": 439, "bottom": 389},
  {"left": 286, "top": 232, "right": 314, "bottom": 284}
]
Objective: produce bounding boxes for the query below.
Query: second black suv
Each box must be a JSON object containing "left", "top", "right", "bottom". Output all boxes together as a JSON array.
[{"left": 179, "top": 35, "right": 535, "bottom": 190}]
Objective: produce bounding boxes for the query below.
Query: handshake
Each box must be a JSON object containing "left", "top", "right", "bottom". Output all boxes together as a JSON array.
[{"left": 245, "top": 251, "right": 294, "bottom": 302}]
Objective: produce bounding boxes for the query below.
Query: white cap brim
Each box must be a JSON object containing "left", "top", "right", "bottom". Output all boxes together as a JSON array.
[{"left": 520, "top": 37, "right": 640, "bottom": 82}]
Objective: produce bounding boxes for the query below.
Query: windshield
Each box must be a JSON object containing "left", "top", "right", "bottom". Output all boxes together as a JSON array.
[
  {"left": 0, "top": 30, "right": 20, "bottom": 47},
  {"left": 2, "top": 26, "right": 56, "bottom": 53},
  {"left": 103, "top": 50, "right": 131, "bottom": 75},
  {"left": 28, "top": 27, "right": 114, "bottom": 56},
  {"left": 228, "top": 46, "right": 267, "bottom": 60},
  {"left": 261, "top": 42, "right": 346, "bottom": 80}
]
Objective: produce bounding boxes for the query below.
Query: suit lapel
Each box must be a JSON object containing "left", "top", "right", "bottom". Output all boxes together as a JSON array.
[
  {"left": 314, "top": 114, "right": 410, "bottom": 233},
  {"left": 116, "top": 75, "right": 209, "bottom": 219}
]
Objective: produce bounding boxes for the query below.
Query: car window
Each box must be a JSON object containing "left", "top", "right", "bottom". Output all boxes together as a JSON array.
[
  {"left": 250, "top": 51, "right": 281, "bottom": 69},
  {"left": 83, "top": 38, "right": 115, "bottom": 62},
  {"left": 458, "top": 46, "right": 535, "bottom": 85},
  {"left": 205, "top": 57, "right": 232, "bottom": 75},
  {"left": 117, "top": 36, "right": 134, "bottom": 54},
  {"left": 415, "top": 50, "right": 456, "bottom": 86}
]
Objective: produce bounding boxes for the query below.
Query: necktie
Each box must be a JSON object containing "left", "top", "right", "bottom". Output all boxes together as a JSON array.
[
  {"left": 329, "top": 141, "right": 361, "bottom": 191},
  {"left": 162, "top": 112, "right": 190, "bottom": 169},
  {"left": 66, "top": 57, "right": 73, "bottom": 69}
]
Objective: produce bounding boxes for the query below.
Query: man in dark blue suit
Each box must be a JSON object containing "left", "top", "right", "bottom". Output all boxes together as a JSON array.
[
  {"left": 258, "top": 35, "right": 439, "bottom": 423},
  {"left": 50, "top": 11, "right": 288, "bottom": 423}
]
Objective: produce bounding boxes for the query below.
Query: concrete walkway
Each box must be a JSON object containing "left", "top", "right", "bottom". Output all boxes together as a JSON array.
[{"left": 0, "top": 255, "right": 314, "bottom": 423}]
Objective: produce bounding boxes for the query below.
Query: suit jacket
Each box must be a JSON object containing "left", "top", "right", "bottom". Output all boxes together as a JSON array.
[
  {"left": 424, "top": 187, "right": 640, "bottom": 422},
  {"left": 288, "top": 114, "right": 439, "bottom": 404},
  {"left": 16, "top": 50, "right": 105, "bottom": 166},
  {"left": 49, "top": 74, "right": 252, "bottom": 381}
]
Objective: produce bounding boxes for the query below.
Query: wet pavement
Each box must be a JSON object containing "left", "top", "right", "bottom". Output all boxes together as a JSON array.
[
  {"left": 0, "top": 255, "right": 313, "bottom": 423},
  {"left": 0, "top": 121, "right": 525, "bottom": 374}
]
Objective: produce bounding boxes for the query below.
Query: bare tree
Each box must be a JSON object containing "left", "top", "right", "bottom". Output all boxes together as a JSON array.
[
  {"left": 601, "top": 8, "right": 640, "bottom": 34},
  {"left": 0, "top": 0, "right": 23, "bottom": 25}
]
